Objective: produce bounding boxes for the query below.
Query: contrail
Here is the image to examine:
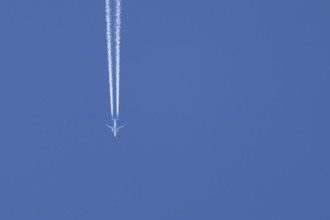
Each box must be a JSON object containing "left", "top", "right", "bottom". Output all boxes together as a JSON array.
[
  {"left": 105, "top": 0, "right": 114, "bottom": 118},
  {"left": 105, "top": 0, "right": 124, "bottom": 136},
  {"left": 115, "top": 0, "right": 121, "bottom": 118}
]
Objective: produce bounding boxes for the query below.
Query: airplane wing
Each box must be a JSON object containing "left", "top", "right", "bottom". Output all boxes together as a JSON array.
[
  {"left": 117, "top": 125, "right": 125, "bottom": 129},
  {"left": 106, "top": 124, "right": 113, "bottom": 129}
]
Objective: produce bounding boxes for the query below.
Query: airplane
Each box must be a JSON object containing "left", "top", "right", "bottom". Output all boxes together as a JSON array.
[{"left": 106, "top": 119, "right": 125, "bottom": 137}]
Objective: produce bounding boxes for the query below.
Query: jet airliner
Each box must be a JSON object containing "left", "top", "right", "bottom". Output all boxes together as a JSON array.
[{"left": 106, "top": 119, "right": 124, "bottom": 137}]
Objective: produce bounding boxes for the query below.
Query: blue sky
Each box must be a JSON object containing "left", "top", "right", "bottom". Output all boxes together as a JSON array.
[{"left": 0, "top": 0, "right": 329, "bottom": 219}]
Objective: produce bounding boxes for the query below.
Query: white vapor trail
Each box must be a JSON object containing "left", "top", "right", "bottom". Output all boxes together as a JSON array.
[
  {"left": 105, "top": 0, "right": 114, "bottom": 118},
  {"left": 115, "top": 0, "right": 121, "bottom": 118}
]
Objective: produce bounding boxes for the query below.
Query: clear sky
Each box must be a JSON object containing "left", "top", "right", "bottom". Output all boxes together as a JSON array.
[{"left": 0, "top": 0, "right": 329, "bottom": 219}]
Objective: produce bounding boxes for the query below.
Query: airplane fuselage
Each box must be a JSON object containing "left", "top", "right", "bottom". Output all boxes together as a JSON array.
[{"left": 113, "top": 120, "right": 118, "bottom": 137}]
